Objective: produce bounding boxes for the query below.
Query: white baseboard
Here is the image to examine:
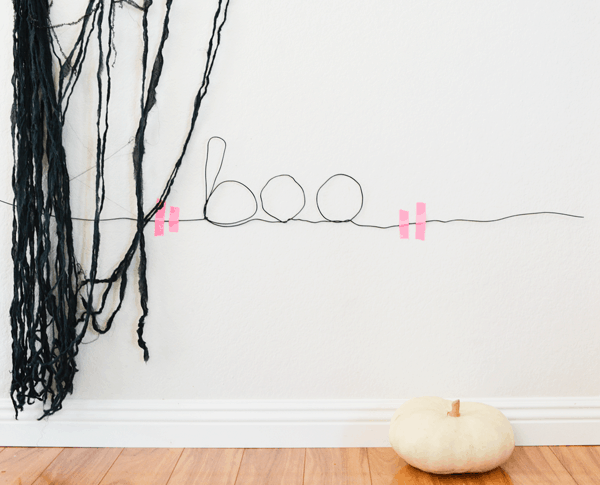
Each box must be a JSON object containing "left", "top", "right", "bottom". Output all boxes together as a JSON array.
[{"left": 1, "top": 397, "right": 599, "bottom": 448}]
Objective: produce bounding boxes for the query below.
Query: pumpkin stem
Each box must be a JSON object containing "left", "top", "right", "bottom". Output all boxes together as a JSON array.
[{"left": 447, "top": 399, "right": 460, "bottom": 417}]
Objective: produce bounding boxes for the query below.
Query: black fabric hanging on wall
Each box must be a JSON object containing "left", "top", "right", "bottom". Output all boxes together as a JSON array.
[
  {"left": 10, "top": 0, "right": 231, "bottom": 418},
  {"left": 11, "top": 0, "right": 83, "bottom": 419}
]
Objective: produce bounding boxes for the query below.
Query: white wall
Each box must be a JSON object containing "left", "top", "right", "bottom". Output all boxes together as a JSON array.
[{"left": 1, "top": 0, "right": 599, "bottom": 424}]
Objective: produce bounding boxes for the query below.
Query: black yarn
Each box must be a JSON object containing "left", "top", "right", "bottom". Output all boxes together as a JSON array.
[
  {"left": 10, "top": 0, "right": 231, "bottom": 418},
  {"left": 11, "top": 0, "right": 83, "bottom": 419}
]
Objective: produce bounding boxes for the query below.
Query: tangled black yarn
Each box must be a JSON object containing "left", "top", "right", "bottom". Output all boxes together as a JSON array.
[
  {"left": 9, "top": 0, "right": 230, "bottom": 418},
  {"left": 11, "top": 0, "right": 85, "bottom": 419}
]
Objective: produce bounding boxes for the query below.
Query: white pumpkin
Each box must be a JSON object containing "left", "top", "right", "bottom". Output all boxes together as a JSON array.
[{"left": 389, "top": 396, "right": 515, "bottom": 474}]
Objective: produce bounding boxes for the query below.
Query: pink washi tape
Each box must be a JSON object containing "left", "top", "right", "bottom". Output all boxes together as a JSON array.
[
  {"left": 399, "top": 210, "right": 409, "bottom": 239},
  {"left": 169, "top": 206, "right": 180, "bottom": 233},
  {"left": 415, "top": 202, "right": 426, "bottom": 241},
  {"left": 154, "top": 199, "right": 166, "bottom": 236}
]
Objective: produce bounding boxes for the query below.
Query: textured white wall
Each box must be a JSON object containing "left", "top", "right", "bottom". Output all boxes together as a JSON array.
[{"left": 1, "top": 0, "right": 599, "bottom": 409}]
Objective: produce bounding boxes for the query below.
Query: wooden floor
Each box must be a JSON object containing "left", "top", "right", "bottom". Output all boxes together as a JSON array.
[{"left": 0, "top": 446, "right": 599, "bottom": 485}]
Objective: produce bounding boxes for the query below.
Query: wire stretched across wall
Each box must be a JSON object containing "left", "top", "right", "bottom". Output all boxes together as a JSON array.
[{"left": 0, "top": 135, "right": 584, "bottom": 229}]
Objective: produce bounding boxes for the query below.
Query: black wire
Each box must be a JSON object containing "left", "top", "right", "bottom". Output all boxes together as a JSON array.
[
  {"left": 0, "top": 196, "right": 584, "bottom": 226},
  {"left": 0, "top": 133, "right": 584, "bottom": 227},
  {"left": 260, "top": 174, "right": 306, "bottom": 222},
  {"left": 0, "top": 132, "right": 585, "bottom": 228},
  {"left": 316, "top": 173, "right": 364, "bottom": 223}
]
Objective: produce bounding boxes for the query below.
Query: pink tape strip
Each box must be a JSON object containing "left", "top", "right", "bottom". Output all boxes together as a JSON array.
[
  {"left": 154, "top": 199, "right": 166, "bottom": 236},
  {"left": 399, "top": 210, "right": 409, "bottom": 239},
  {"left": 416, "top": 202, "right": 426, "bottom": 241},
  {"left": 169, "top": 206, "right": 180, "bottom": 233}
]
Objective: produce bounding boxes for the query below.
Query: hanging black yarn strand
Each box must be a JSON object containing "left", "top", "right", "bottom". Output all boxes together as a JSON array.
[
  {"left": 150, "top": 0, "right": 231, "bottom": 219},
  {"left": 56, "top": 0, "right": 175, "bottom": 361},
  {"left": 10, "top": 0, "right": 83, "bottom": 418},
  {"left": 103, "top": 0, "right": 231, "bottom": 358},
  {"left": 77, "top": 0, "right": 230, "bottom": 358},
  {"left": 132, "top": 0, "right": 173, "bottom": 361},
  {"left": 79, "top": 0, "right": 115, "bottom": 346},
  {"left": 58, "top": 0, "right": 102, "bottom": 122}
]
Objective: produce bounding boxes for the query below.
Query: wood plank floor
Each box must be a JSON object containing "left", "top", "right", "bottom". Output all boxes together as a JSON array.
[{"left": 0, "top": 446, "right": 599, "bottom": 485}]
